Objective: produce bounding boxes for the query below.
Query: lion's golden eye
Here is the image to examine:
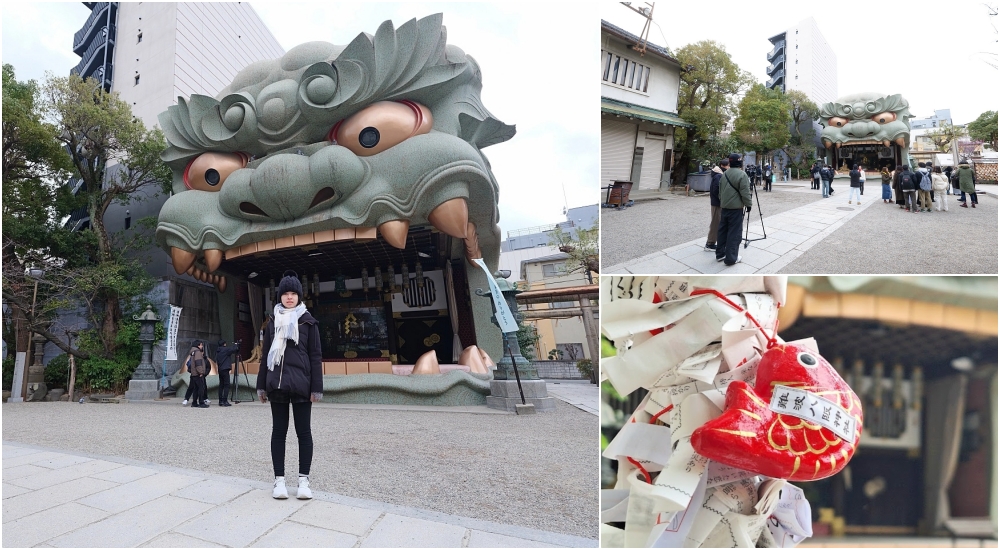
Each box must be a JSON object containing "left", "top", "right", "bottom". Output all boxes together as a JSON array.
[
  {"left": 828, "top": 117, "right": 849, "bottom": 128},
  {"left": 328, "top": 100, "right": 433, "bottom": 156},
  {"left": 184, "top": 152, "right": 248, "bottom": 191},
  {"left": 871, "top": 112, "right": 897, "bottom": 124}
]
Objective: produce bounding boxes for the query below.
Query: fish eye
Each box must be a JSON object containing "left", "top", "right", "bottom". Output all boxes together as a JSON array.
[
  {"left": 184, "top": 152, "right": 248, "bottom": 191},
  {"left": 797, "top": 352, "right": 817, "bottom": 367},
  {"left": 329, "top": 100, "right": 433, "bottom": 156}
]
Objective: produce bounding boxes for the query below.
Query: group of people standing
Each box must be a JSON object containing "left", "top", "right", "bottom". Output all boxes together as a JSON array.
[
  {"left": 183, "top": 338, "right": 240, "bottom": 407},
  {"left": 704, "top": 153, "right": 753, "bottom": 266},
  {"left": 808, "top": 160, "right": 980, "bottom": 211}
]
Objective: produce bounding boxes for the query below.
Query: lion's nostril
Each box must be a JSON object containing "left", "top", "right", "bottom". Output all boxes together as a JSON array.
[
  {"left": 309, "top": 187, "right": 336, "bottom": 209},
  {"left": 240, "top": 202, "right": 268, "bottom": 216}
]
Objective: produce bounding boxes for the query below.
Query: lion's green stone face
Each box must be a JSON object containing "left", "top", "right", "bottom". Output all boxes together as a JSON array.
[
  {"left": 155, "top": 15, "right": 513, "bottom": 286},
  {"left": 818, "top": 92, "right": 912, "bottom": 147}
]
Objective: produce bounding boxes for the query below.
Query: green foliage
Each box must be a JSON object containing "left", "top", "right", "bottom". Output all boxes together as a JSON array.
[
  {"left": 516, "top": 323, "right": 538, "bottom": 362},
  {"left": 925, "top": 122, "right": 962, "bottom": 153},
  {"left": 967, "top": 110, "right": 997, "bottom": 150},
  {"left": 547, "top": 221, "right": 598, "bottom": 279},
  {"left": 548, "top": 348, "right": 564, "bottom": 360},
  {"left": 2, "top": 357, "right": 14, "bottom": 392},
  {"left": 576, "top": 358, "right": 593, "bottom": 380},
  {"left": 44, "top": 354, "right": 69, "bottom": 389},
  {"left": 601, "top": 380, "right": 624, "bottom": 402},
  {"left": 733, "top": 84, "right": 792, "bottom": 158},
  {"left": 671, "top": 41, "right": 755, "bottom": 185},
  {"left": 78, "top": 355, "right": 135, "bottom": 393}
]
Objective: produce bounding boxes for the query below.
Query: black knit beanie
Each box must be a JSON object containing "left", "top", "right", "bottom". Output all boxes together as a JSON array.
[{"left": 277, "top": 270, "right": 303, "bottom": 300}]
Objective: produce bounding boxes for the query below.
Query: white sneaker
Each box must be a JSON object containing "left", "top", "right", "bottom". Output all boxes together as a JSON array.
[
  {"left": 272, "top": 476, "right": 288, "bottom": 499},
  {"left": 296, "top": 476, "right": 312, "bottom": 500},
  {"left": 182, "top": 399, "right": 188, "bottom": 405},
  {"left": 205, "top": 400, "right": 211, "bottom": 405}
]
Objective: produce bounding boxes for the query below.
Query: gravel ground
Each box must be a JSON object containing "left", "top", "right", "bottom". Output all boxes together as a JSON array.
[
  {"left": 601, "top": 181, "right": 824, "bottom": 268},
  {"left": 779, "top": 190, "right": 998, "bottom": 274},
  {"left": 2, "top": 399, "right": 598, "bottom": 538}
]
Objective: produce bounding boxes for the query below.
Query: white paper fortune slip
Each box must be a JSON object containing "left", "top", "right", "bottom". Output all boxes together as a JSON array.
[
  {"left": 768, "top": 385, "right": 856, "bottom": 444},
  {"left": 764, "top": 482, "right": 814, "bottom": 547}
]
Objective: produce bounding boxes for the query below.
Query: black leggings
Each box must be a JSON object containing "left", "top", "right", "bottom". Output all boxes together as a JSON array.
[{"left": 270, "top": 401, "right": 313, "bottom": 477}]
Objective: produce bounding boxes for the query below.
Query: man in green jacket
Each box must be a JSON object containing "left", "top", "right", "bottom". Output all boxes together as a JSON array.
[{"left": 716, "top": 153, "right": 753, "bottom": 265}]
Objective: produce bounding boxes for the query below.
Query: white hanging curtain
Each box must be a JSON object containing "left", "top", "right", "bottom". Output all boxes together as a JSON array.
[
  {"left": 923, "top": 374, "right": 967, "bottom": 530},
  {"left": 444, "top": 261, "right": 462, "bottom": 362}
]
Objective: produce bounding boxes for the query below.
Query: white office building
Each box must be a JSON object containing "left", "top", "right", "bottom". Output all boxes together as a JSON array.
[{"left": 766, "top": 17, "right": 837, "bottom": 107}]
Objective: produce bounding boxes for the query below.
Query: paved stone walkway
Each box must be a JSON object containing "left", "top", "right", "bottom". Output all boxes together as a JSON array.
[
  {"left": 606, "top": 189, "right": 879, "bottom": 274},
  {"left": 2, "top": 441, "right": 596, "bottom": 548},
  {"left": 545, "top": 380, "right": 598, "bottom": 416}
]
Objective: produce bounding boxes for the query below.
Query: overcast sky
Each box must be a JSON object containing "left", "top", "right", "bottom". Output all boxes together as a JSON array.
[
  {"left": 602, "top": 0, "right": 998, "bottom": 125},
  {"left": 2, "top": 2, "right": 599, "bottom": 238}
]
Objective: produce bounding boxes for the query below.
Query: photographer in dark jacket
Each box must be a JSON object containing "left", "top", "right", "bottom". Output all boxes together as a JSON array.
[
  {"left": 704, "top": 157, "right": 729, "bottom": 251},
  {"left": 257, "top": 270, "right": 322, "bottom": 500},
  {"left": 215, "top": 339, "right": 240, "bottom": 407}
]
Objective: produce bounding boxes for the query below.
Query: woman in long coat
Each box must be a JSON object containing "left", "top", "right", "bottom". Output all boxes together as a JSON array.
[
  {"left": 880, "top": 166, "right": 893, "bottom": 203},
  {"left": 957, "top": 162, "right": 978, "bottom": 208},
  {"left": 892, "top": 165, "right": 905, "bottom": 208}
]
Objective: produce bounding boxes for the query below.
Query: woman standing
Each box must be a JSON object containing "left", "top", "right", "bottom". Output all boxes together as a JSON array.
[
  {"left": 848, "top": 164, "right": 863, "bottom": 205},
  {"left": 931, "top": 166, "right": 949, "bottom": 211},
  {"left": 957, "top": 161, "right": 978, "bottom": 208},
  {"left": 257, "top": 270, "right": 323, "bottom": 500},
  {"left": 880, "top": 166, "right": 892, "bottom": 203}
]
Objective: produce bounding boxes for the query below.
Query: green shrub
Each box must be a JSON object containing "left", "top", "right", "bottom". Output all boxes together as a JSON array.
[
  {"left": 576, "top": 358, "right": 593, "bottom": 380},
  {"left": 3, "top": 357, "right": 14, "bottom": 392},
  {"left": 45, "top": 354, "right": 69, "bottom": 389},
  {"left": 78, "top": 355, "right": 135, "bottom": 393},
  {"left": 548, "top": 348, "right": 564, "bottom": 360}
]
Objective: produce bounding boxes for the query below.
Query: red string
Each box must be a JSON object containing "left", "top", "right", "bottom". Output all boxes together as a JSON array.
[
  {"left": 689, "top": 288, "right": 781, "bottom": 349},
  {"left": 627, "top": 456, "right": 652, "bottom": 484},
  {"left": 649, "top": 404, "right": 673, "bottom": 425}
]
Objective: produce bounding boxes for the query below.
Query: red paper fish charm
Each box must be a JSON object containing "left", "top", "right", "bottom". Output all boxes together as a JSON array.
[{"left": 691, "top": 343, "right": 863, "bottom": 481}]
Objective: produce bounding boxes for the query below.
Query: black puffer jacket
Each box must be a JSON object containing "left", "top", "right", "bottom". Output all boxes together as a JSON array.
[{"left": 256, "top": 311, "right": 322, "bottom": 400}]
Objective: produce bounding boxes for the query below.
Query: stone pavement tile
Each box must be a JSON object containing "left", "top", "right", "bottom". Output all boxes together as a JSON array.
[
  {"left": 140, "top": 532, "right": 225, "bottom": 548},
  {"left": 625, "top": 253, "right": 687, "bottom": 274},
  {"left": 763, "top": 239, "right": 797, "bottom": 255},
  {"left": 1, "top": 502, "right": 110, "bottom": 548},
  {"left": 2, "top": 482, "right": 31, "bottom": 499},
  {"left": 172, "top": 478, "right": 252, "bottom": 505},
  {"left": 768, "top": 230, "right": 809, "bottom": 245},
  {"left": 3, "top": 476, "right": 118, "bottom": 522},
  {"left": 360, "top": 514, "right": 467, "bottom": 548},
  {"left": 287, "top": 500, "right": 382, "bottom": 536},
  {"left": 91, "top": 464, "right": 158, "bottom": 484},
  {"left": 782, "top": 225, "right": 820, "bottom": 237},
  {"left": 251, "top": 520, "right": 358, "bottom": 547},
  {"left": 11, "top": 459, "right": 123, "bottom": 490},
  {"left": 681, "top": 252, "right": 731, "bottom": 274},
  {"left": 77, "top": 470, "right": 201, "bottom": 514},
  {"left": 718, "top": 261, "right": 759, "bottom": 274},
  {"left": 666, "top": 244, "right": 705, "bottom": 261},
  {"left": 173, "top": 488, "right": 308, "bottom": 547},
  {"left": 2, "top": 445, "right": 43, "bottom": 459},
  {"left": 2, "top": 451, "right": 63, "bottom": 469},
  {"left": 48, "top": 494, "right": 213, "bottom": 548},
  {"left": 766, "top": 249, "right": 806, "bottom": 273},
  {"left": 467, "top": 530, "right": 562, "bottom": 548},
  {"left": 30, "top": 453, "right": 95, "bottom": 470},
  {"left": 739, "top": 247, "right": 780, "bottom": 270},
  {"left": 678, "top": 269, "right": 701, "bottom": 274},
  {"left": 2, "top": 463, "right": 53, "bottom": 483}
]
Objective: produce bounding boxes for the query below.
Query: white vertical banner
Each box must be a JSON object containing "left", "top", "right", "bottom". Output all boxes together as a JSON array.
[
  {"left": 471, "top": 258, "right": 518, "bottom": 334},
  {"left": 165, "top": 305, "right": 183, "bottom": 360}
]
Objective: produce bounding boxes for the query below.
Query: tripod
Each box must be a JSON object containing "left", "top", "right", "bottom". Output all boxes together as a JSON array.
[
  {"left": 743, "top": 179, "right": 767, "bottom": 249},
  {"left": 230, "top": 350, "right": 252, "bottom": 404}
]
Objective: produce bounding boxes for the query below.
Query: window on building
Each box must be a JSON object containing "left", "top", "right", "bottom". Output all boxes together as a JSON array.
[
  {"left": 137, "top": 32, "right": 142, "bottom": 43},
  {"left": 556, "top": 343, "right": 585, "bottom": 361},
  {"left": 795, "top": 29, "right": 799, "bottom": 34},
  {"left": 541, "top": 262, "right": 564, "bottom": 278},
  {"left": 601, "top": 49, "right": 651, "bottom": 93},
  {"left": 134, "top": 74, "right": 140, "bottom": 86}
]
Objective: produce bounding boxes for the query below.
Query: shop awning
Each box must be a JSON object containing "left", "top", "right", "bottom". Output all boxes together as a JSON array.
[{"left": 601, "top": 97, "right": 693, "bottom": 128}]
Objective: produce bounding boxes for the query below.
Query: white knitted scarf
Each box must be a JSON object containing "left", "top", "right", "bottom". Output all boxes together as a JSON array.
[{"left": 267, "top": 303, "right": 307, "bottom": 371}]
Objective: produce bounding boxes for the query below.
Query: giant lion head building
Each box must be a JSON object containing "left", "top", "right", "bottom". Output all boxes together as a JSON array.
[
  {"left": 818, "top": 92, "right": 914, "bottom": 171},
  {"left": 156, "top": 15, "right": 515, "bottom": 403}
]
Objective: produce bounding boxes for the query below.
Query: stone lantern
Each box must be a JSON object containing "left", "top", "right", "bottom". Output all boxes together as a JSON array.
[
  {"left": 124, "top": 305, "right": 160, "bottom": 401},
  {"left": 477, "top": 272, "right": 555, "bottom": 413},
  {"left": 25, "top": 334, "right": 48, "bottom": 401}
]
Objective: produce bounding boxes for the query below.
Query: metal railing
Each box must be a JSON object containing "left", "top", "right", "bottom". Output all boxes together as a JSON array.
[
  {"left": 766, "top": 70, "right": 785, "bottom": 89},
  {"left": 766, "top": 56, "right": 784, "bottom": 75},
  {"left": 72, "top": 2, "right": 112, "bottom": 53},
  {"left": 767, "top": 40, "right": 785, "bottom": 62},
  {"left": 72, "top": 25, "right": 115, "bottom": 77}
]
